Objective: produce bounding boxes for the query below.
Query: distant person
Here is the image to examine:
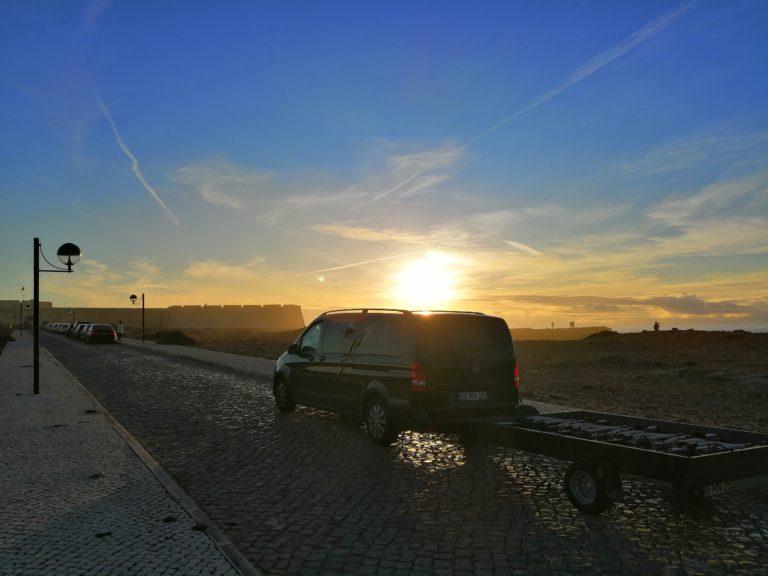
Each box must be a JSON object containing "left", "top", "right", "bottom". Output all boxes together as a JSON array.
[
  {"left": 550, "top": 322, "right": 555, "bottom": 329},
  {"left": 117, "top": 320, "right": 124, "bottom": 341},
  {"left": 653, "top": 321, "right": 660, "bottom": 332},
  {"left": 569, "top": 321, "right": 575, "bottom": 328}
]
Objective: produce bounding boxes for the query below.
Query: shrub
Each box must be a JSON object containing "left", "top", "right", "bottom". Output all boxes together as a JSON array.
[
  {"left": 155, "top": 330, "right": 197, "bottom": 346},
  {"left": 585, "top": 330, "right": 617, "bottom": 339}
]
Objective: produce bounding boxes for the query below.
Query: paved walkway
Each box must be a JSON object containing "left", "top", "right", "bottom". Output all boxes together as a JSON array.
[
  {"left": 0, "top": 334, "right": 242, "bottom": 576},
  {"left": 121, "top": 338, "right": 275, "bottom": 378}
]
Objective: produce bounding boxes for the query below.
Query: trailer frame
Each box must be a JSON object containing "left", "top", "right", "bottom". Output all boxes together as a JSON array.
[{"left": 470, "top": 409, "right": 768, "bottom": 513}]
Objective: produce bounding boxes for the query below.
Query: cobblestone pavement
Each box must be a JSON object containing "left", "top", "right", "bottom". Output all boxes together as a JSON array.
[
  {"left": 0, "top": 336, "right": 239, "bottom": 576},
  {"left": 42, "top": 334, "right": 768, "bottom": 576}
]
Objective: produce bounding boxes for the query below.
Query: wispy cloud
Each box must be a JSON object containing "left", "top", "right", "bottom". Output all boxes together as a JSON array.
[
  {"left": 648, "top": 171, "right": 768, "bottom": 226},
  {"left": 175, "top": 144, "right": 463, "bottom": 223},
  {"left": 497, "top": 293, "right": 767, "bottom": 320},
  {"left": 96, "top": 93, "right": 181, "bottom": 227},
  {"left": 504, "top": 240, "right": 542, "bottom": 256},
  {"left": 84, "top": 0, "right": 112, "bottom": 26},
  {"left": 349, "top": 0, "right": 698, "bottom": 212},
  {"left": 618, "top": 130, "right": 768, "bottom": 178},
  {"left": 314, "top": 224, "right": 430, "bottom": 243},
  {"left": 183, "top": 257, "right": 267, "bottom": 281}
]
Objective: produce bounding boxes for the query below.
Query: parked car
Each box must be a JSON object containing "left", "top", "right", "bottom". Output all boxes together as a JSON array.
[
  {"left": 67, "top": 321, "right": 90, "bottom": 338},
  {"left": 58, "top": 323, "right": 70, "bottom": 335},
  {"left": 273, "top": 309, "right": 521, "bottom": 444},
  {"left": 85, "top": 324, "right": 117, "bottom": 344},
  {"left": 75, "top": 323, "right": 92, "bottom": 340}
]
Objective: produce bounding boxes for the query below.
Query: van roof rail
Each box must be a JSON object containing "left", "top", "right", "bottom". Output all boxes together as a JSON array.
[
  {"left": 320, "top": 308, "right": 487, "bottom": 317},
  {"left": 413, "top": 310, "right": 486, "bottom": 315},
  {"left": 321, "top": 308, "right": 412, "bottom": 316}
]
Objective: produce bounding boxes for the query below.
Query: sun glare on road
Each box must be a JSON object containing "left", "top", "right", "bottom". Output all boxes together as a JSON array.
[{"left": 391, "top": 252, "right": 459, "bottom": 309}]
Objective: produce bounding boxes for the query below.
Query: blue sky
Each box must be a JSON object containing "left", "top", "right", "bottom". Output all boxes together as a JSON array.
[{"left": 1, "top": 0, "right": 767, "bottom": 329}]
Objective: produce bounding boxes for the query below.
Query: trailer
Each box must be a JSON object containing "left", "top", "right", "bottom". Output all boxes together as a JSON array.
[{"left": 470, "top": 409, "right": 768, "bottom": 514}]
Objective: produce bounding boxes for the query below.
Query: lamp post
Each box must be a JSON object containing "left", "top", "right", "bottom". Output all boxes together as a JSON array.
[
  {"left": 33, "top": 239, "right": 81, "bottom": 394},
  {"left": 19, "top": 286, "right": 24, "bottom": 336},
  {"left": 130, "top": 293, "right": 145, "bottom": 342}
]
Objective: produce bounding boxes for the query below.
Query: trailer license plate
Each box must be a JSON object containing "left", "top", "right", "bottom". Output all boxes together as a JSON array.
[
  {"left": 702, "top": 480, "right": 735, "bottom": 497},
  {"left": 457, "top": 391, "right": 488, "bottom": 402}
]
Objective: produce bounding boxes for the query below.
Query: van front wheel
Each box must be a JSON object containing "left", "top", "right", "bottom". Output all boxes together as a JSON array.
[
  {"left": 365, "top": 397, "right": 399, "bottom": 445},
  {"left": 274, "top": 378, "right": 295, "bottom": 412}
]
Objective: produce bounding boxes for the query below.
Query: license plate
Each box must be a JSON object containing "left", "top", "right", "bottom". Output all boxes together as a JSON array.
[
  {"left": 702, "top": 480, "right": 735, "bottom": 497},
  {"left": 457, "top": 391, "right": 488, "bottom": 402}
]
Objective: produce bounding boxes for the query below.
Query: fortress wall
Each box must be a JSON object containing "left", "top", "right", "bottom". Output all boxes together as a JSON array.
[
  {"left": 0, "top": 301, "right": 52, "bottom": 327},
  {"left": 2, "top": 300, "right": 305, "bottom": 332},
  {"left": 165, "top": 304, "right": 304, "bottom": 331}
]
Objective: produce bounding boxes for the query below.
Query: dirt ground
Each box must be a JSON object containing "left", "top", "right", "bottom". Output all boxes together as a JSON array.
[
  {"left": 518, "top": 330, "right": 768, "bottom": 433},
  {"left": 178, "top": 328, "right": 768, "bottom": 433}
]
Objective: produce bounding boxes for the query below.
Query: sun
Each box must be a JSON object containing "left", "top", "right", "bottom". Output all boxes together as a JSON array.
[{"left": 391, "top": 252, "right": 459, "bottom": 309}]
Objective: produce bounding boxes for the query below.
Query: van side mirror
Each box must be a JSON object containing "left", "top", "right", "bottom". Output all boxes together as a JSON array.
[
  {"left": 287, "top": 343, "right": 300, "bottom": 355},
  {"left": 300, "top": 346, "right": 317, "bottom": 360}
]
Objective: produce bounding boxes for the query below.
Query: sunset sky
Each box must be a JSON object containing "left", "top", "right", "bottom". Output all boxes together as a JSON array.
[{"left": 1, "top": 0, "right": 766, "bottom": 330}]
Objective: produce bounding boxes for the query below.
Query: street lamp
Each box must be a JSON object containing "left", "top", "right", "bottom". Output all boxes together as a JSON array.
[
  {"left": 130, "top": 293, "right": 145, "bottom": 342},
  {"left": 34, "top": 238, "right": 82, "bottom": 394},
  {"left": 19, "top": 286, "right": 24, "bottom": 337}
]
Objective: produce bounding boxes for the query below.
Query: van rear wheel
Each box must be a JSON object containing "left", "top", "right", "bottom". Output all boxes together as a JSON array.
[{"left": 365, "top": 397, "right": 399, "bottom": 445}]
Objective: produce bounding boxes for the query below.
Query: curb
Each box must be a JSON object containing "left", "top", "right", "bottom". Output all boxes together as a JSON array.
[
  {"left": 119, "top": 339, "right": 274, "bottom": 379},
  {"left": 43, "top": 348, "right": 264, "bottom": 576}
]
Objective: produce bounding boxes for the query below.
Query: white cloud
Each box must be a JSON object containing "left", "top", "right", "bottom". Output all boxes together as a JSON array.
[
  {"left": 175, "top": 142, "right": 465, "bottom": 222},
  {"left": 504, "top": 240, "right": 542, "bottom": 256},
  {"left": 619, "top": 130, "right": 768, "bottom": 178},
  {"left": 649, "top": 172, "right": 768, "bottom": 226}
]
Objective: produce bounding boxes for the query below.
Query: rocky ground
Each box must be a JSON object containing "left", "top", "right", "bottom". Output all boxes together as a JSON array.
[{"left": 517, "top": 330, "right": 768, "bottom": 433}]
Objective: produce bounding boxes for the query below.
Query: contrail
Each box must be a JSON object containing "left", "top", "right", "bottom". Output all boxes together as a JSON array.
[
  {"left": 96, "top": 93, "right": 181, "bottom": 227},
  {"left": 349, "top": 0, "right": 698, "bottom": 212},
  {"left": 285, "top": 249, "right": 427, "bottom": 279}
]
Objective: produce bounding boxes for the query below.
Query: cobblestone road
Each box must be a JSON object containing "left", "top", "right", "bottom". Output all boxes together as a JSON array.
[{"left": 43, "top": 334, "right": 768, "bottom": 576}]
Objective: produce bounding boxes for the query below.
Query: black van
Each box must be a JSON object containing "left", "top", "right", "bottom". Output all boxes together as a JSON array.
[{"left": 273, "top": 309, "right": 521, "bottom": 444}]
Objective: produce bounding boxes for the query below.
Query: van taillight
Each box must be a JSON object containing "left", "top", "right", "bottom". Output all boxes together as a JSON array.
[
  {"left": 513, "top": 361, "right": 520, "bottom": 390},
  {"left": 410, "top": 362, "right": 426, "bottom": 392}
]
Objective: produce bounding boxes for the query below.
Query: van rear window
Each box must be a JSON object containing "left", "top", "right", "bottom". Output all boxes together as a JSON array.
[{"left": 415, "top": 315, "right": 514, "bottom": 358}]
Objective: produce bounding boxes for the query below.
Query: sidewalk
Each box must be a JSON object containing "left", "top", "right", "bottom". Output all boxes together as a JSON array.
[
  {"left": 121, "top": 338, "right": 275, "bottom": 378},
  {"left": 0, "top": 334, "right": 245, "bottom": 576}
]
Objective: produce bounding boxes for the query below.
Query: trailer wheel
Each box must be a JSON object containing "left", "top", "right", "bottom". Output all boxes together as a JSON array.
[{"left": 564, "top": 462, "right": 618, "bottom": 514}]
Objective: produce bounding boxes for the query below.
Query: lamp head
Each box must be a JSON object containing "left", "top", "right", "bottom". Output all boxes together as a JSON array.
[
  {"left": 130, "top": 294, "right": 137, "bottom": 305},
  {"left": 56, "top": 243, "right": 82, "bottom": 271}
]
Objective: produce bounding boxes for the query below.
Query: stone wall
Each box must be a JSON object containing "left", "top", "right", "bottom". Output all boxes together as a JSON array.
[
  {"left": 164, "top": 304, "right": 304, "bottom": 331},
  {"left": 0, "top": 301, "right": 305, "bottom": 333}
]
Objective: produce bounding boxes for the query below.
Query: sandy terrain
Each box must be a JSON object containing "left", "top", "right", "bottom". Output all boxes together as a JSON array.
[{"left": 167, "top": 327, "right": 768, "bottom": 433}]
